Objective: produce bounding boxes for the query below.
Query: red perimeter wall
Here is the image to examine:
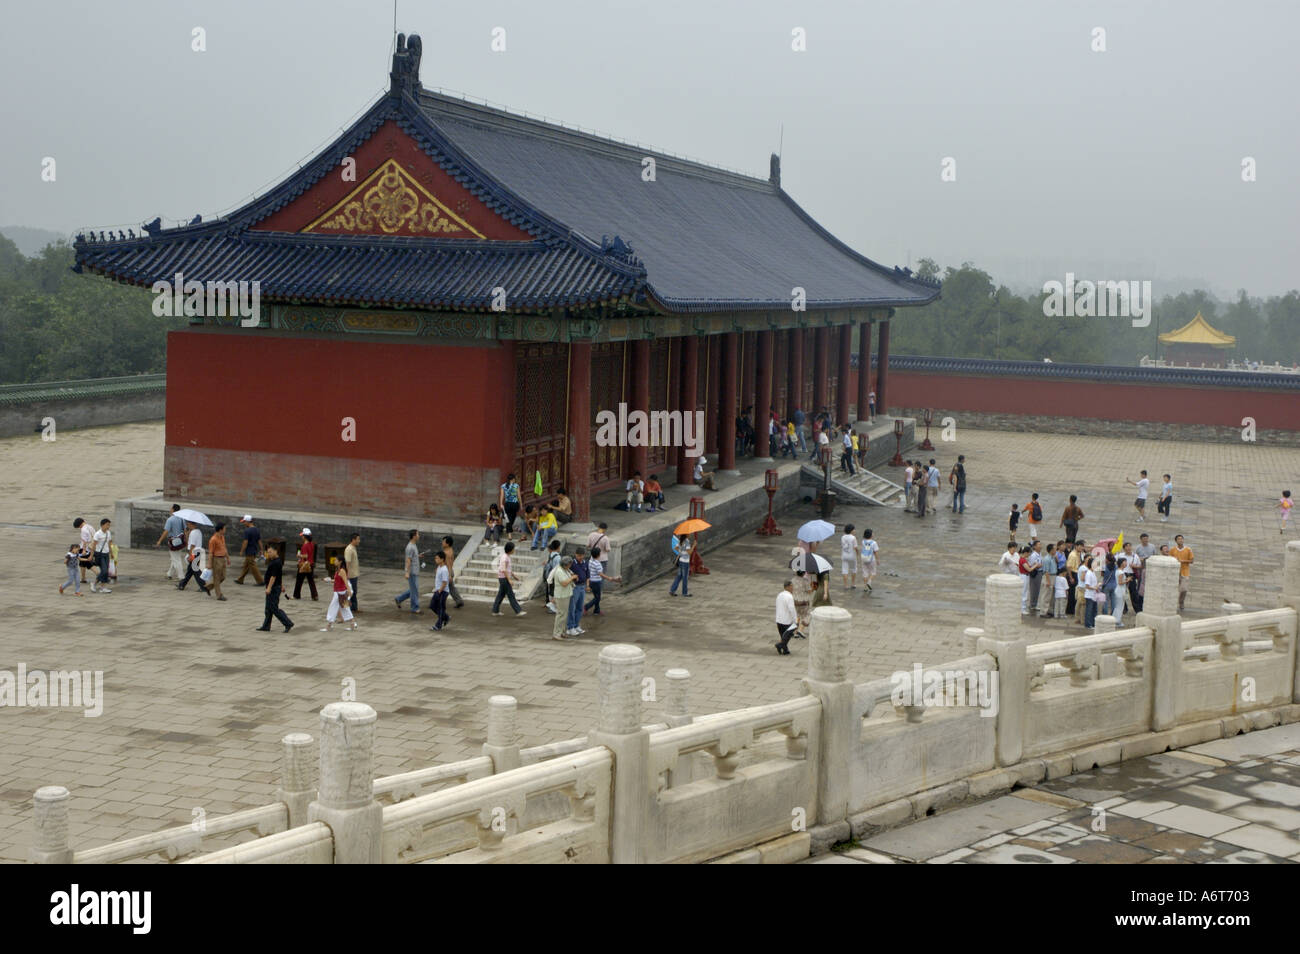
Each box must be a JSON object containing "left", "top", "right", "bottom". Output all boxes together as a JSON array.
[
  {"left": 848, "top": 368, "right": 1300, "bottom": 432},
  {"left": 164, "top": 328, "right": 510, "bottom": 519}
]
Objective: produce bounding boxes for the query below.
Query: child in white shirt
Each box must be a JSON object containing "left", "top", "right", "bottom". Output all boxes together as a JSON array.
[
  {"left": 860, "top": 530, "right": 879, "bottom": 593},
  {"left": 1053, "top": 572, "right": 1068, "bottom": 618},
  {"left": 840, "top": 525, "right": 858, "bottom": 590}
]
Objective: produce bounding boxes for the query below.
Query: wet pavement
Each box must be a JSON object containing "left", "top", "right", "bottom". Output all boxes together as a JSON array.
[{"left": 807, "top": 724, "right": 1300, "bottom": 863}]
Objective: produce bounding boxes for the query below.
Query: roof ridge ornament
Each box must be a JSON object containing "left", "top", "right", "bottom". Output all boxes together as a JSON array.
[
  {"left": 769, "top": 153, "right": 780, "bottom": 187},
  {"left": 390, "top": 33, "right": 423, "bottom": 97}
]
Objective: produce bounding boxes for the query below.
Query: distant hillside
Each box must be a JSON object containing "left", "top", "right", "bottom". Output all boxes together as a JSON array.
[{"left": 0, "top": 226, "right": 71, "bottom": 257}]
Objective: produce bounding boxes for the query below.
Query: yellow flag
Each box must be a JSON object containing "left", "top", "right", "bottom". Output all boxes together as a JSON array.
[{"left": 1111, "top": 532, "right": 1124, "bottom": 554}]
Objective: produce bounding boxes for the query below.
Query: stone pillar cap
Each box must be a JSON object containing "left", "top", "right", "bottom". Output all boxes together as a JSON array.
[{"left": 320, "top": 701, "right": 377, "bottom": 724}]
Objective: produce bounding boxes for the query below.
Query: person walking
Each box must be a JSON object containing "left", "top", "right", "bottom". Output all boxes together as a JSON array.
[
  {"left": 208, "top": 522, "right": 229, "bottom": 601},
  {"left": 1157, "top": 474, "right": 1173, "bottom": 522},
  {"left": 549, "top": 555, "right": 576, "bottom": 640},
  {"left": 543, "top": 539, "right": 562, "bottom": 614},
  {"left": 867, "top": 388, "right": 876, "bottom": 422},
  {"left": 949, "top": 456, "right": 967, "bottom": 513},
  {"left": 669, "top": 534, "right": 693, "bottom": 597},
  {"left": 925, "top": 459, "right": 941, "bottom": 515},
  {"left": 840, "top": 427, "right": 856, "bottom": 476},
  {"left": 840, "top": 524, "right": 859, "bottom": 592},
  {"left": 1038, "top": 542, "right": 1056, "bottom": 616},
  {"left": 860, "top": 529, "right": 879, "bottom": 593},
  {"left": 1101, "top": 553, "right": 1119, "bottom": 620},
  {"left": 1114, "top": 557, "right": 1131, "bottom": 626},
  {"left": 155, "top": 504, "right": 188, "bottom": 581},
  {"left": 256, "top": 544, "right": 294, "bottom": 633},
  {"left": 774, "top": 580, "right": 798, "bottom": 656},
  {"left": 428, "top": 552, "right": 451, "bottom": 631},
  {"left": 490, "top": 541, "right": 527, "bottom": 617},
  {"left": 393, "top": 529, "right": 422, "bottom": 616},
  {"left": 1007, "top": 503, "right": 1020, "bottom": 543},
  {"left": 585, "top": 546, "right": 621, "bottom": 616},
  {"left": 89, "top": 518, "right": 114, "bottom": 594},
  {"left": 290, "top": 529, "right": 319, "bottom": 601},
  {"left": 588, "top": 524, "right": 611, "bottom": 561},
  {"left": 344, "top": 533, "right": 362, "bottom": 613},
  {"left": 1021, "top": 493, "right": 1043, "bottom": 541},
  {"left": 499, "top": 473, "right": 522, "bottom": 541},
  {"left": 235, "top": 515, "right": 265, "bottom": 585},
  {"left": 1280, "top": 490, "right": 1294, "bottom": 534},
  {"left": 1171, "top": 534, "right": 1194, "bottom": 612},
  {"left": 1060, "top": 495, "right": 1084, "bottom": 543},
  {"left": 916, "top": 464, "right": 929, "bottom": 519},
  {"left": 178, "top": 521, "right": 209, "bottom": 594},
  {"left": 1126, "top": 471, "right": 1150, "bottom": 523},
  {"left": 903, "top": 461, "right": 915, "bottom": 513},
  {"left": 565, "top": 547, "right": 590, "bottom": 636},
  {"left": 439, "top": 535, "right": 464, "bottom": 609},
  {"left": 60, "top": 541, "right": 84, "bottom": 596},
  {"left": 75, "top": 518, "right": 94, "bottom": 584},
  {"left": 323, "top": 557, "right": 358, "bottom": 632}
]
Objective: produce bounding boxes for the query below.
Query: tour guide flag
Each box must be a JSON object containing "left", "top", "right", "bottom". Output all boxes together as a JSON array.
[
  {"left": 1111, "top": 532, "right": 1124, "bottom": 554},
  {"left": 534, "top": 471, "right": 544, "bottom": 497}
]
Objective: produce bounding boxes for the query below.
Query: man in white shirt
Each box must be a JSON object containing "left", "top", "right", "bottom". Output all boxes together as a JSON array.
[
  {"left": 998, "top": 542, "right": 1019, "bottom": 575},
  {"left": 926, "top": 460, "right": 941, "bottom": 515},
  {"left": 1126, "top": 470, "right": 1150, "bottom": 522},
  {"left": 1158, "top": 474, "right": 1173, "bottom": 522},
  {"left": 903, "top": 463, "right": 915, "bottom": 512},
  {"left": 774, "top": 580, "right": 798, "bottom": 655},
  {"left": 1024, "top": 541, "right": 1043, "bottom": 616},
  {"left": 90, "top": 518, "right": 113, "bottom": 593}
]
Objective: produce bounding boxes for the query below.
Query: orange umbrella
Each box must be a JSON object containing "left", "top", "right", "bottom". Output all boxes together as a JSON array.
[{"left": 675, "top": 518, "right": 711, "bottom": 535}]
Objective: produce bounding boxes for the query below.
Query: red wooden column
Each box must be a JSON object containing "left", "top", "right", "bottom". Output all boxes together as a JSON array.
[
  {"left": 876, "top": 318, "right": 891, "bottom": 416},
  {"left": 629, "top": 339, "right": 651, "bottom": 478},
  {"left": 719, "top": 332, "right": 739, "bottom": 473},
  {"left": 567, "top": 340, "right": 592, "bottom": 521},
  {"left": 676, "top": 337, "right": 699, "bottom": 485},
  {"left": 705, "top": 336, "right": 721, "bottom": 456},
  {"left": 501, "top": 340, "right": 517, "bottom": 480},
  {"left": 742, "top": 331, "right": 757, "bottom": 419},
  {"left": 813, "top": 326, "right": 829, "bottom": 417},
  {"left": 754, "top": 331, "right": 773, "bottom": 460},
  {"left": 857, "top": 319, "right": 873, "bottom": 421},
  {"left": 837, "top": 324, "right": 852, "bottom": 423},
  {"left": 788, "top": 326, "right": 804, "bottom": 419}
]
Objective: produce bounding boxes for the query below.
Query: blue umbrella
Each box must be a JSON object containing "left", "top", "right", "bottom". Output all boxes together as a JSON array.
[{"left": 797, "top": 520, "right": 836, "bottom": 543}]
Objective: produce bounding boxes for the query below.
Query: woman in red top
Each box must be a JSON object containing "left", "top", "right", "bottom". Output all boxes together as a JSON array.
[
  {"left": 322, "top": 557, "right": 357, "bottom": 631},
  {"left": 290, "top": 529, "right": 319, "bottom": 601}
]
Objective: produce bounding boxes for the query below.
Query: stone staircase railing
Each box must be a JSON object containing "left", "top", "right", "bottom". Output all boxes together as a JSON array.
[
  {"left": 28, "top": 542, "right": 1300, "bottom": 864},
  {"left": 801, "top": 462, "right": 905, "bottom": 507}
]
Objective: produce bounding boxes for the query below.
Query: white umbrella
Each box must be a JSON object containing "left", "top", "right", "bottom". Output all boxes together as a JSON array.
[
  {"left": 797, "top": 520, "right": 836, "bottom": 543},
  {"left": 173, "top": 508, "right": 213, "bottom": 527}
]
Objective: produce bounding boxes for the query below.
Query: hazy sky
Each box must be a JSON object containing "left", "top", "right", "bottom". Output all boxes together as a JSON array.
[{"left": 3, "top": 0, "right": 1296, "bottom": 295}]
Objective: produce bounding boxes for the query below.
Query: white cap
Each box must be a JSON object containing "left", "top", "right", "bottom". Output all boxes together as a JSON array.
[
  {"left": 699, "top": 456, "right": 707, "bottom": 465},
  {"left": 301, "top": 527, "right": 312, "bottom": 535},
  {"left": 241, "top": 514, "right": 253, "bottom": 522}
]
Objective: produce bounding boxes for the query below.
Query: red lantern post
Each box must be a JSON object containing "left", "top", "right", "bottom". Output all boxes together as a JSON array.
[
  {"left": 889, "top": 418, "right": 906, "bottom": 466},
  {"left": 756, "top": 468, "right": 782, "bottom": 536},
  {"left": 919, "top": 407, "right": 935, "bottom": 451},
  {"left": 689, "top": 497, "right": 710, "bottom": 575}
]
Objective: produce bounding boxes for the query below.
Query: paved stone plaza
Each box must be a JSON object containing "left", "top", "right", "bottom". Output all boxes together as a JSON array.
[{"left": 1, "top": 421, "right": 1298, "bottom": 861}]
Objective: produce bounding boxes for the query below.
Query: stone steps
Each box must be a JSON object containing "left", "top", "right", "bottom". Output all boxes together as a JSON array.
[
  {"left": 456, "top": 542, "right": 548, "bottom": 603},
  {"left": 803, "top": 464, "right": 905, "bottom": 507}
]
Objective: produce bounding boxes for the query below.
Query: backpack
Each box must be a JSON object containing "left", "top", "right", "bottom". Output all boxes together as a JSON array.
[{"left": 1031, "top": 501, "right": 1042, "bottom": 521}]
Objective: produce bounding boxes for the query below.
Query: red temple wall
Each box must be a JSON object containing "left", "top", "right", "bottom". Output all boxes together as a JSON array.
[
  {"left": 846, "top": 367, "right": 1300, "bottom": 432},
  {"left": 163, "top": 328, "right": 511, "bottom": 519}
]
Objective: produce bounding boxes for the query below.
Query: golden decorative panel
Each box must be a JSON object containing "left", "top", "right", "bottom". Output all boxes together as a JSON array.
[{"left": 303, "top": 159, "right": 485, "bottom": 238}]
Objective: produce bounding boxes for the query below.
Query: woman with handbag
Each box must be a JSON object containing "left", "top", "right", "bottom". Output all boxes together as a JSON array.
[
  {"left": 321, "top": 557, "right": 357, "bottom": 632},
  {"left": 290, "top": 528, "right": 319, "bottom": 601}
]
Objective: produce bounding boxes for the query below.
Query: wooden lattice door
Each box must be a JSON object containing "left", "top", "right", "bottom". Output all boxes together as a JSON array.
[
  {"left": 514, "top": 343, "right": 567, "bottom": 504},
  {"left": 590, "top": 341, "right": 625, "bottom": 486}
]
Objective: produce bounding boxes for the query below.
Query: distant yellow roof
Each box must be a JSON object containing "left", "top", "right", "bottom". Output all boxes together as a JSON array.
[{"left": 1158, "top": 312, "right": 1236, "bottom": 347}]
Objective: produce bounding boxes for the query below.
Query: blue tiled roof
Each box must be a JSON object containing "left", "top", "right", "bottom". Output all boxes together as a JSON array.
[{"left": 74, "top": 46, "right": 938, "bottom": 315}]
